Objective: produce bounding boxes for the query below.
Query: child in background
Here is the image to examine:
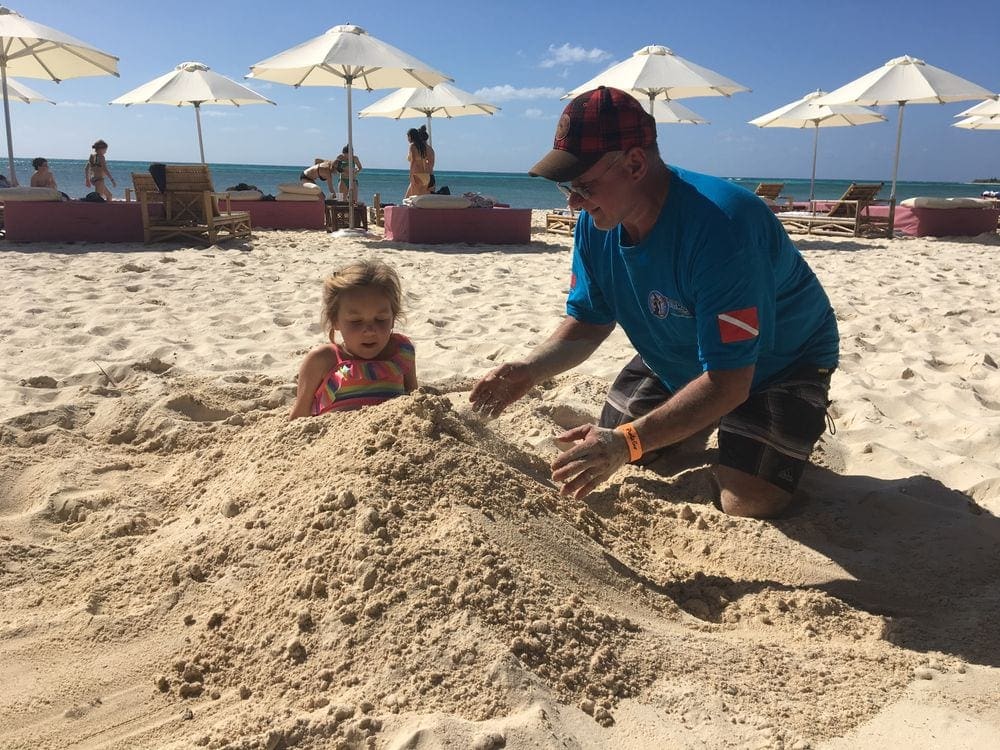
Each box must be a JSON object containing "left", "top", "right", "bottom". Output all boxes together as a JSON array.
[
  {"left": 290, "top": 259, "right": 417, "bottom": 419},
  {"left": 84, "top": 139, "right": 116, "bottom": 200}
]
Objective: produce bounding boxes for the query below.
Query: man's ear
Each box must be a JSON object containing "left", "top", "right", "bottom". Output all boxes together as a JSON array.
[{"left": 625, "top": 147, "right": 648, "bottom": 180}]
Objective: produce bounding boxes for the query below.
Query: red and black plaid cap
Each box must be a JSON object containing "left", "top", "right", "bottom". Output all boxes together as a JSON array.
[{"left": 529, "top": 86, "right": 657, "bottom": 182}]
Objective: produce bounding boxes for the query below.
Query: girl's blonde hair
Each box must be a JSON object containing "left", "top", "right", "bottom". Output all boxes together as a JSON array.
[{"left": 322, "top": 259, "right": 404, "bottom": 331}]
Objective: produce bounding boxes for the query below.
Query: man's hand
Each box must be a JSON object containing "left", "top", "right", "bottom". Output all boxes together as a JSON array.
[
  {"left": 550, "top": 424, "right": 629, "bottom": 500},
  {"left": 469, "top": 362, "right": 534, "bottom": 417}
]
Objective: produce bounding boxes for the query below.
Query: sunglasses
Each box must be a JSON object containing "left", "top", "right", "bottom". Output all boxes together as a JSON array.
[{"left": 556, "top": 151, "right": 625, "bottom": 201}]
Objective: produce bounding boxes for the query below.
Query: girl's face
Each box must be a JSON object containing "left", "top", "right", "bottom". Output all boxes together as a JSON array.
[{"left": 332, "top": 286, "right": 395, "bottom": 359}]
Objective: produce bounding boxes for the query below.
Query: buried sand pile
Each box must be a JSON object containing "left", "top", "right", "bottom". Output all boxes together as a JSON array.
[{"left": 0, "top": 369, "right": 989, "bottom": 748}]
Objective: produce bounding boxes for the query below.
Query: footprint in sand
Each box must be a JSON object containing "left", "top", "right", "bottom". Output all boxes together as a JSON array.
[
  {"left": 164, "top": 395, "right": 233, "bottom": 422},
  {"left": 20, "top": 375, "right": 57, "bottom": 388}
]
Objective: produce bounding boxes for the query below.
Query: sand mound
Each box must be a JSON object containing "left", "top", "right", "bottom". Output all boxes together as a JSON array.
[{"left": 3, "top": 364, "right": 994, "bottom": 749}]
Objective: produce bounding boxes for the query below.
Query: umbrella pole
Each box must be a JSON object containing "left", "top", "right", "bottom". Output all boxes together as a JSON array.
[
  {"left": 1, "top": 60, "right": 16, "bottom": 185},
  {"left": 890, "top": 102, "right": 905, "bottom": 205},
  {"left": 345, "top": 80, "right": 356, "bottom": 229},
  {"left": 426, "top": 113, "right": 432, "bottom": 146},
  {"left": 194, "top": 102, "right": 206, "bottom": 164},
  {"left": 809, "top": 123, "right": 819, "bottom": 205}
]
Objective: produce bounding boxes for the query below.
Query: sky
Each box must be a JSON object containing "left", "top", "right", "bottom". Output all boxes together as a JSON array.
[{"left": 7, "top": 0, "right": 1000, "bottom": 182}]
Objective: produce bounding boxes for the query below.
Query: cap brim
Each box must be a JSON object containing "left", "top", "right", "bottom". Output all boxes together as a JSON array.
[{"left": 528, "top": 149, "right": 602, "bottom": 182}]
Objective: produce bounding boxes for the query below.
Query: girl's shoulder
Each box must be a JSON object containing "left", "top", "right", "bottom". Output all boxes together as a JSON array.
[
  {"left": 389, "top": 332, "right": 415, "bottom": 357},
  {"left": 303, "top": 343, "right": 342, "bottom": 369}
]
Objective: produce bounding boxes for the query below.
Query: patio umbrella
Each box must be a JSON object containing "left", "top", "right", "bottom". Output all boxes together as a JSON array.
[
  {"left": 954, "top": 115, "right": 1000, "bottom": 131},
  {"left": 3, "top": 76, "right": 54, "bottom": 104},
  {"left": 817, "top": 55, "right": 994, "bottom": 205},
  {"left": 248, "top": 24, "right": 450, "bottom": 233},
  {"left": 749, "top": 89, "right": 886, "bottom": 202},
  {"left": 111, "top": 62, "right": 275, "bottom": 163},
  {"left": 0, "top": 5, "right": 118, "bottom": 184},
  {"left": 358, "top": 82, "right": 498, "bottom": 145},
  {"left": 564, "top": 44, "right": 749, "bottom": 115},
  {"left": 650, "top": 99, "right": 708, "bottom": 124},
  {"left": 956, "top": 97, "right": 1000, "bottom": 119}
]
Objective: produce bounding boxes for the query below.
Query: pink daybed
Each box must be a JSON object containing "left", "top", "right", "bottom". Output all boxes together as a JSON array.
[{"left": 384, "top": 206, "right": 531, "bottom": 245}]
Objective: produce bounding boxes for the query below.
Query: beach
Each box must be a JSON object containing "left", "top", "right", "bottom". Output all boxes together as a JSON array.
[{"left": 1, "top": 214, "right": 999, "bottom": 749}]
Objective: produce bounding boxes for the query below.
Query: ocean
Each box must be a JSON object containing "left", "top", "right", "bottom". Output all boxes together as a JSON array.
[{"left": 19, "top": 157, "right": 998, "bottom": 208}]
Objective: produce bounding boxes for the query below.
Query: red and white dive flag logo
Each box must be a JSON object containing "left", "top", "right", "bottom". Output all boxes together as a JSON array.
[{"left": 717, "top": 307, "right": 759, "bottom": 344}]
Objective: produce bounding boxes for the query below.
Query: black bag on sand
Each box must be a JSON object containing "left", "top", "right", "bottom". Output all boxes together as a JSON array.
[{"left": 81, "top": 192, "right": 105, "bottom": 202}]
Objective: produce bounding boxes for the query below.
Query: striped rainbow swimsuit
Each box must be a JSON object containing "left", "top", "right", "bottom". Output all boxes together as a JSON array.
[{"left": 311, "top": 333, "right": 415, "bottom": 415}]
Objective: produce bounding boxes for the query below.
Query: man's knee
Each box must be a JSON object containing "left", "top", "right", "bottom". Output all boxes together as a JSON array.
[{"left": 715, "top": 465, "right": 793, "bottom": 518}]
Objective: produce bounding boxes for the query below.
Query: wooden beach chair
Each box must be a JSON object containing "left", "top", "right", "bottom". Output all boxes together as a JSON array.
[
  {"left": 545, "top": 209, "right": 577, "bottom": 235},
  {"left": 368, "top": 192, "right": 392, "bottom": 228},
  {"left": 754, "top": 182, "right": 794, "bottom": 208},
  {"left": 754, "top": 182, "right": 785, "bottom": 200},
  {"left": 138, "top": 164, "right": 251, "bottom": 246},
  {"left": 325, "top": 199, "right": 368, "bottom": 232},
  {"left": 778, "top": 182, "right": 892, "bottom": 237}
]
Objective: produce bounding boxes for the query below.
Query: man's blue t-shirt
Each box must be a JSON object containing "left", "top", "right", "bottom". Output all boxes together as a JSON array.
[{"left": 566, "top": 166, "right": 838, "bottom": 392}]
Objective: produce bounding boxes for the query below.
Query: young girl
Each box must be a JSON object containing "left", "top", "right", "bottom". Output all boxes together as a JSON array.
[
  {"left": 84, "top": 139, "right": 116, "bottom": 200},
  {"left": 290, "top": 260, "right": 417, "bottom": 419}
]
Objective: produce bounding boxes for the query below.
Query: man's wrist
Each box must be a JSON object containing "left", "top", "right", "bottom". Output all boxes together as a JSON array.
[{"left": 615, "top": 423, "right": 643, "bottom": 462}]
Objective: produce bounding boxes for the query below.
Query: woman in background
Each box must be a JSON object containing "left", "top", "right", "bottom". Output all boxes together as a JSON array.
[{"left": 405, "top": 125, "right": 434, "bottom": 198}]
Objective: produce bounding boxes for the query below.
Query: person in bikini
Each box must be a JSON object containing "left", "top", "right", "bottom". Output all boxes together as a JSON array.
[
  {"left": 84, "top": 140, "right": 116, "bottom": 200},
  {"left": 405, "top": 125, "right": 435, "bottom": 198},
  {"left": 301, "top": 158, "right": 338, "bottom": 195},
  {"left": 290, "top": 259, "right": 417, "bottom": 419},
  {"left": 333, "top": 145, "right": 363, "bottom": 203}
]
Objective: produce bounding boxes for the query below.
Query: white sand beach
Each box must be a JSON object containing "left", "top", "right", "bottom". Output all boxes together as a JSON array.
[{"left": 1, "top": 213, "right": 999, "bottom": 749}]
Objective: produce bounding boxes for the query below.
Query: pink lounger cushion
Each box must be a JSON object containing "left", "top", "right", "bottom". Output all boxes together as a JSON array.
[
  {"left": 384, "top": 206, "right": 531, "bottom": 245},
  {"left": 4, "top": 199, "right": 328, "bottom": 242},
  {"left": 866, "top": 204, "right": 999, "bottom": 237},
  {"left": 4, "top": 201, "right": 146, "bottom": 243},
  {"left": 224, "top": 200, "right": 325, "bottom": 230}
]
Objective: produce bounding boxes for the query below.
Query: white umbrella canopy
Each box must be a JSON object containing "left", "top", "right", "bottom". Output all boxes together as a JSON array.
[
  {"left": 954, "top": 115, "right": 1000, "bottom": 131},
  {"left": 565, "top": 44, "right": 750, "bottom": 114},
  {"left": 3, "top": 77, "right": 54, "bottom": 104},
  {"left": 0, "top": 5, "right": 119, "bottom": 184},
  {"left": 358, "top": 82, "right": 498, "bottom": 144},
  {"left": 956, "top": 97, "right": 1000, "bottom": 119},
  {"left": 249, "top": 24, "right": 450, "bottom": 233},
  {"left": 749, "top": 89, "right": 886, "bottom": 201},
  {"left": 650, "top": 99, "right": 708, "bottom": 124},
  {"left": 816, "top": 55, "right": 995, "bottom": 203},
  {"left": 112, "top": 62, "right": 275, "bottom": 163}
]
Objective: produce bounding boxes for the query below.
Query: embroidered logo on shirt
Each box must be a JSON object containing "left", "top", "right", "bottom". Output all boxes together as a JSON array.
[
  {"left": 648, "top": 290, "right": 692, "bottom": 319},
  {"left": 717, "top": 307, "right": 759, "bottom": 343},
  {"left": 570, "top": 272, "right": 577, "bottom": 290}
]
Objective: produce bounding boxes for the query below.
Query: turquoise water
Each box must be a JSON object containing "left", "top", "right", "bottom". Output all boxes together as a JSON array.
[{"left": 18, "top": 157, "right": 997, "bottom": 208}]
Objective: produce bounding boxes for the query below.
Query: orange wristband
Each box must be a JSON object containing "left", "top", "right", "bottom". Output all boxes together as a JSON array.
[{"left": 616, "top": 423, "right": 643, "bottom": 462}]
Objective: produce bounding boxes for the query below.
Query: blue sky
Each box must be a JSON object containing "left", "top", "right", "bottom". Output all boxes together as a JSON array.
[{"left": 8, "top": 0, "right": 1000, "bottom": 181}]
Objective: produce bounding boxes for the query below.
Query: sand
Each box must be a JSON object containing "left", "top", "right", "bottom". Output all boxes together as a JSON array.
[{"left": 1, "top": 213, "right": 999, "bottom": 749}]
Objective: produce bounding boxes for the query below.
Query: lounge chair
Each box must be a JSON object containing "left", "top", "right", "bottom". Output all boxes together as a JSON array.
[
  {"left": 325, "top": 199, "right": 368, "bottom": 232},
  {"left": 137, "top": 164, "right": 251, "bottom": 245},
  {"left": 778, "top": 182, "right": 892, "bottom": 237},
  {"left": 368, "top": 192, "right": 394, "bottom": 228},
  {"left": 754, "top": 182, "right": 794, "bottom": 208},
  {"left": 545, "top": 209, "right": 577, "bottom": 235}
]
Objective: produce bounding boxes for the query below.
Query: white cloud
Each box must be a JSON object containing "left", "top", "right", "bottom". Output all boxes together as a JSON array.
[
  {"left": 524, "top": 108, "right": 545, "bottom": 119},
  {"left": 540, "top": 43, "right": 612, "bottom": 69},
  {"left": 474, "top": 85, "right": 565, "bottom": 102}
]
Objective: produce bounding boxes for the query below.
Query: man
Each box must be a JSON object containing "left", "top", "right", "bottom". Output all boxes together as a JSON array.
[{"left": 470, "top": 87, "right": 838, "bottom": 519}]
